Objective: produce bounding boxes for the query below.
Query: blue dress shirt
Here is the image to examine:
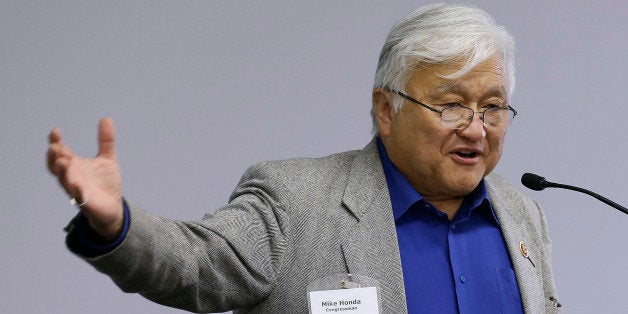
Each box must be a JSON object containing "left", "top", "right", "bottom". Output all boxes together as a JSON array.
[{"left": 377, "top": 138, "right": 523, "bottom": 314}]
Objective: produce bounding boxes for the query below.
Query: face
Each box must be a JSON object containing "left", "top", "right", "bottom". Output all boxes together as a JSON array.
[{"left": 374, "top": 55, "right": 510, "bottom": 202}]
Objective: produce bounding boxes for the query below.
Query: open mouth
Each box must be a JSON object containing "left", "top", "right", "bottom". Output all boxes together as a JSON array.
[{"left": 455, "top": 151, "right": 478, "bottom": 158}]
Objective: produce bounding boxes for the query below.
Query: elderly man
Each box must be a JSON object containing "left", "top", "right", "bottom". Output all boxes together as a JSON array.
[{"left": 47, "top": 3, "right": 559, "bottom": 314}]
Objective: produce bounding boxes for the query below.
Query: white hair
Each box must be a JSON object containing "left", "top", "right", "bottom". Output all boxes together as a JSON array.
[{"left": 371, "top": 3, "right": 516, "bottom": 133}]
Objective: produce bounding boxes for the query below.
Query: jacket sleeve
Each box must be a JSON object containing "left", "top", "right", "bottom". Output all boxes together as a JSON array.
[{"left": 65, "top": 161, "right": 292, "bottom": 313}]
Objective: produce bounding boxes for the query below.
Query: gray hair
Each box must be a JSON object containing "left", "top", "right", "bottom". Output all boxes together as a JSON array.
[{"left": 371, "top": 3, "right": 515, "bottom": 133}]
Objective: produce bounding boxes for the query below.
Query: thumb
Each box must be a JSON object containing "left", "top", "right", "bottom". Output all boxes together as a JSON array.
[{"left": 97, "top": 118, "right": 117, "bottom": 159}]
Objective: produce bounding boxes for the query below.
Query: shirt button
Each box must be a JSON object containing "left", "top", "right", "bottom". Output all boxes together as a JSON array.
[{"left": 460, "top": 275, "right": 466, "bottom": 283}]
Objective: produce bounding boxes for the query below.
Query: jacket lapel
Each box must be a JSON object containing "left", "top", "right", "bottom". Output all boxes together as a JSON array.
[
  {"left": 338, "top": 142, "right": 546, "bottom": 313},
  {"left": 340, "top": 139, "right": 408, "bottom": 314},
  {"left": 487, "top": 175, "right": 546, "bottom": 313}
]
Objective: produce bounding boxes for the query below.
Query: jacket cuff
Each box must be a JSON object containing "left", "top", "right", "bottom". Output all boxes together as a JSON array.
[{"left": 65, "top": 199, "right": 130, "bottom": 258}]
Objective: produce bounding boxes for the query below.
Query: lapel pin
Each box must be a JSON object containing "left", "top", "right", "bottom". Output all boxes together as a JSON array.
[
  {"left": 519, "top": 241, "right": 535, "bottom": 267},
  {"left": 519, "top": 241, "right": 529, "bottom": 258}
]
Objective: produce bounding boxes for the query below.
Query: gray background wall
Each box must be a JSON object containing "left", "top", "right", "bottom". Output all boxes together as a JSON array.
[{"left": 2, "top": 1, "right": 626, "bottom": 313}]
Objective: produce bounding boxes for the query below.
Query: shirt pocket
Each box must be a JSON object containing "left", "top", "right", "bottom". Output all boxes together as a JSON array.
[{"left": 496, "top": 268, "right": 524, "bottom": 314}]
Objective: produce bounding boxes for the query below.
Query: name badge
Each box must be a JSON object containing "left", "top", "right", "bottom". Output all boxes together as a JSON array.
[{"left": 307, "top": 274, "right": 380, "bottom": 314}]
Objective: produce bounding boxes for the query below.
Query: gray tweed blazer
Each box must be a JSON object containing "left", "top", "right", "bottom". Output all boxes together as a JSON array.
[{"left": 68, "top": 138, "right": 559, "bottom": 313}]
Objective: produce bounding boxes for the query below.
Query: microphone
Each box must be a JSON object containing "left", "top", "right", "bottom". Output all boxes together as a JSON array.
[{"left": 521, "top": 173, "right": 628, "bottom": 215}]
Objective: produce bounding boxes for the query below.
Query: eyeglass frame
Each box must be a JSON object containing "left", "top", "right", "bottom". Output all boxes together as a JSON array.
[{"left": 384, "top": 87, "right": 517, "bottom": 130}]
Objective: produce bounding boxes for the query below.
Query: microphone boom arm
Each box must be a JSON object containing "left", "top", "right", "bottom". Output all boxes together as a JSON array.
[{"left": 548, "top": 182, "right": 628, "bottom": 215}]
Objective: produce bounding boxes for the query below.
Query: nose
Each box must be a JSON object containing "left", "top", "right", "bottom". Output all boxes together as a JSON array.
[{"left": 458, "top": 113, "right": 486, "bottom": 139}]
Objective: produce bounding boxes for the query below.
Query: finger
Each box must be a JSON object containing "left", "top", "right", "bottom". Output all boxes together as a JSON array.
[
  {"left": 47, "top": 143, "right": 75, "bottom": 173},
  {"left": 52, "top": 156, "right": 71, "bottom": 180},
  {"left": 64, "top": 162, "right": 85, "bottom": 203},
  {"left": 48, "top": 128, "right": 69, "bottom": 172},
  {"left": 47, "top": 148, "right": 58, "bottom": 174},
  {"left": 49, "top": 142, "right": 74, "bottom": 159},
  {"left": 97, "top": 118, "right": 116, "bottom": 159},
  {"left": 55, "top": 157, "right": 86, "bottom": 202},
  {"left": 48, "top": 144, "right": 63, "bottom": 174},
  {"left": 49, "top": 127, "right": 63, "bottom": 144}
]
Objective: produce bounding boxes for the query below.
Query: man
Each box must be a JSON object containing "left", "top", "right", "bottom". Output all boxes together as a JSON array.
[{"left": 47, "top": 3, "right": 559, "bottom": 313}]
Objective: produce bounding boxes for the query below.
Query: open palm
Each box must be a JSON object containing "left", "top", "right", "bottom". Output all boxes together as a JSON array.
[{"left": 47, "top": 118, "right": 124, "bottom": 241}]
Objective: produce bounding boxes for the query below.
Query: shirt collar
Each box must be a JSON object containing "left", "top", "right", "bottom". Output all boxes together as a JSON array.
[{"left": 376, "top": 137, "right": 499, "bottom": 224}]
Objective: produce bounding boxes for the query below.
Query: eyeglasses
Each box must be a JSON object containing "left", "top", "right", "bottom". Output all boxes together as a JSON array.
[{"left": 386, "top": 88, "right": 517, "bottom": 130}]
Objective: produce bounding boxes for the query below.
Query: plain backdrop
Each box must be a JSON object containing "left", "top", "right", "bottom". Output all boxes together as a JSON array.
[{"left": 2, "top": 1, "right": 627, "bottom": 313}]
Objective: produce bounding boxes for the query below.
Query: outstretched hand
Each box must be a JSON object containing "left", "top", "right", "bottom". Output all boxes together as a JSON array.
[{"left": 47, "top": 118, "right": 124, "bottom": 241}]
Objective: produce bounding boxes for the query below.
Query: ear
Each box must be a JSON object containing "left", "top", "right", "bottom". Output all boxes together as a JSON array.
[{"left": 372, "top": 87, "right": 394, "bottom": 138}]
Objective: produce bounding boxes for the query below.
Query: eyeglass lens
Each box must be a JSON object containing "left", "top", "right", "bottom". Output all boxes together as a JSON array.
[{"left": 441, "top": 107, "right": 513, "bottom": 130}]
